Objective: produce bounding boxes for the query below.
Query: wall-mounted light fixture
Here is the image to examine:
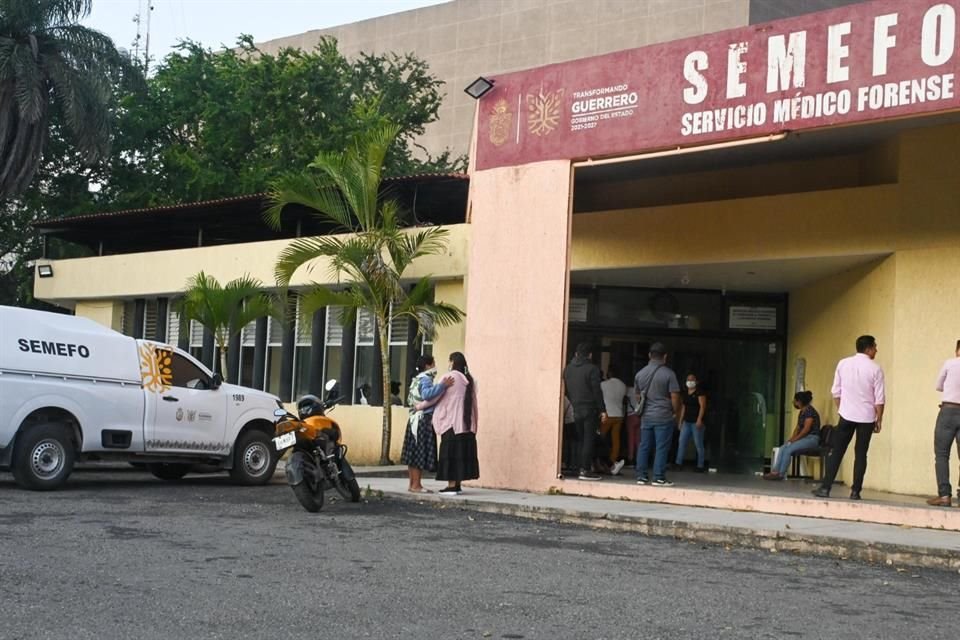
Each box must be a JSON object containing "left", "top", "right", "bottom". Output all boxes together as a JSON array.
[
  {"left": 37, "top": 264, "right": 54, "bottom": 278},
  {"left": 464, "top": 76, "right": 495, "bottom": 100}
]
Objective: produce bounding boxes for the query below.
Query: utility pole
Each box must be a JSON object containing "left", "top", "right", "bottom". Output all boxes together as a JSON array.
[{"left": 144, "top": 2, "right": 155, "bottom": 74}]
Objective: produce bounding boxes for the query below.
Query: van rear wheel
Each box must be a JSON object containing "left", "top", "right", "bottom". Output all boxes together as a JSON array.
[{"left": 12, "top": 423, "right": 76, "bottom": 491}]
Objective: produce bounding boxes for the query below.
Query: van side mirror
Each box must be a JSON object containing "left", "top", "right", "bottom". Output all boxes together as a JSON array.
[{"left": 211, "top": 373, "right": 223, "bottom": 389}]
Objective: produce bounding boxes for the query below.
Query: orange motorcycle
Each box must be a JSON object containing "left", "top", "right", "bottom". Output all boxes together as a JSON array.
[{"left": 272, "top": 381, "right": 361, "bottom": 512}]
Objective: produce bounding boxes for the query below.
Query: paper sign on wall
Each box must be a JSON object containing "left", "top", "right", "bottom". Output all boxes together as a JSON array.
[
  {"left": 569, "top": 298, "right": 589, "bottom": 323},
  {"left": 729, "top": 306, "right": 777, "bottom": 330}
]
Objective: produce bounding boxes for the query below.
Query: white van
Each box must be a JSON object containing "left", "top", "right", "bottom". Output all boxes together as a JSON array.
[{"left": 0, "top": 305, "right": 282, "bottom": 490}]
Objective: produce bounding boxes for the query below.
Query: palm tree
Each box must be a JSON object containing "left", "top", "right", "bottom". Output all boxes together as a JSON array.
[
  {"left": 0, "top": 0, "right": 141, "bottom": 197},
  {"left": 266, "top": 124, "right": 464, "bottom": 465},
  {"left": 177, "top": 272, "right": 278, "bottom": 383}
]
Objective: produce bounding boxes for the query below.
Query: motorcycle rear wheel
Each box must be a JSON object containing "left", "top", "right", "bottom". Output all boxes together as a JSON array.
[
  {"left": 334, "top": 458, "right": 362, "bottom": 502},
  {"left": 292, "top": 480, "right": 324, "bottom": 512}
]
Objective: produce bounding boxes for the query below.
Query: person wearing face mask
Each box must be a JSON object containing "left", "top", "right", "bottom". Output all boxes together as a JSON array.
[
  {"left": 763, "top": 390, "right": 821, "bottom": 481},
  {"left": 676, "top": 373, "right": 708, "bottom": 472}
]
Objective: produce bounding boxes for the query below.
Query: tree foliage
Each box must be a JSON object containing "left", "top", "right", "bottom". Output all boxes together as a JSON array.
[
  {"left": 1, "top": 33, "right": 462, "bottom": 308},
  {"left": 99, "top": 35, "right": 463, "bottom": 209},
  {"left": 0, "top": 0, "right": 142, "bottom": 197},
  {"left": 267, "top": 124, "right": 464, "bottom": 465}
]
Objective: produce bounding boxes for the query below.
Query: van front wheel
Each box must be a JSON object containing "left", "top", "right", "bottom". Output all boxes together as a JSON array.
[
  {"left": 229, "top": 430, "right": 277, "bottom": 486},
  {"left": 12, "top": 423, "right": 76, "bottom": 491}
]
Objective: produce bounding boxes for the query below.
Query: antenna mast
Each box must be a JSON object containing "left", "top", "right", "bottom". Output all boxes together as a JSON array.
[
  {"left": 144, "top": 2, "right": 156, "bottom": 73},
  {"left": 131, "top": 0, "right": 143, "bottom": 63}
]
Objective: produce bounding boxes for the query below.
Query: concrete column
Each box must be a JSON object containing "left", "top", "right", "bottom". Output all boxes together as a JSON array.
[
  {"left": 133, "top": 298, "right": 146, "bottom": 339},
  {"left": 370, "top": 319, "right": 384, "bottom": 407},
  {"left": 278, "top": 293, "right": 297, "bottom": 402},
  {"left": 406, "top": 310, "right": 421, "bottom": 380},
  {"left": 155, "top": 297, "right": 168, "bottom": 342},
  {"left": 177, "top": 313, "right": 190, "bottom": 351},
  {"left": 227, "top": 330, "right": 241, "bottom": 383},
  {"left": 201, "top": 328, "right": 215, "bottom": 372},
  {"left": 339, "top": 315, "right": 356, "bottom": 405},
  {"left": 466, "top": 161, "right": 572, "bottom": 492},
  {"left": 308, "top": 307, "right": 327, "bottom": 396},
  {"left": 252, "top": 317, "right": 268, "bottom": 391}
]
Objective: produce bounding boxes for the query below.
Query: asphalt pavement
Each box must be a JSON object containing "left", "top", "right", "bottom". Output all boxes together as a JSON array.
[{"left": 1, "top": 468, "right": 957, "bottom": 640}]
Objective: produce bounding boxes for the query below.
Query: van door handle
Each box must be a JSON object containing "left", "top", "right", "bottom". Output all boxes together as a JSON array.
[{"left": 162, "top": 395, "right": 179, "bottom": 402}]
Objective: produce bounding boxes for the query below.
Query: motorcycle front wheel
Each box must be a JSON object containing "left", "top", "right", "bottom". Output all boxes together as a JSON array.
[{"left": 292, "top": 479, "right": 324, "bottom": 512}]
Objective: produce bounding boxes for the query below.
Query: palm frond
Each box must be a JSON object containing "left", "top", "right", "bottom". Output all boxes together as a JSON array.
[
  {"left": 297, "top": 286, "right": 362, "bottom": 320},
  {"left": 265, "top": 171, "right": 354, "bottom": 231},
  {"left": 274, "top": 235, "right": 347, "bottom": 286},
  {"left": 389, "top": 226, "right": 450, "bottom": 275}
]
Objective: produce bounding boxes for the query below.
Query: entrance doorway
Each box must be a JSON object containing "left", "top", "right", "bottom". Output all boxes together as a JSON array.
[{"left": 566, "top": 286, "right": 786, "bottom": 473}]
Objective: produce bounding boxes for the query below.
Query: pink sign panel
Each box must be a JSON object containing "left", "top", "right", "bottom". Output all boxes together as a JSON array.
[{"left": 475, "top": 0, "right": 960, "bottom": 170}]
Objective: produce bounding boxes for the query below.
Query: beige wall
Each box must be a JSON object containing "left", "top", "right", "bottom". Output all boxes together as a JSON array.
[
  {"left": 466, "top": 160, "right": 573, "bottom": 492},
  {"left": 36, "top": 224, "right": 469, "bottom": 305},
  {"left": 432, "top": 279, "right": 467, "bottom": 364},
  {"left": 788, "top": 258, "right": 898, "bottom": 491},
  {"left": 74, "top": 300, "right": 124, "bottom": 331},
  {"left": 256, "top": 0, "right": 752, "bottom": 159},
  {"left": 790, "top": 247, "right": 960, "bottom": 496}
]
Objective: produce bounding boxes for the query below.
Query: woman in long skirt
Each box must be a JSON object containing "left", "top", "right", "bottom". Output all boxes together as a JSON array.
[
  {"left": 433, "top": 352, "right": 479, "bottom": 495},
  {"left": 400, "top": 355, "right": 449, "bottom": 493}
]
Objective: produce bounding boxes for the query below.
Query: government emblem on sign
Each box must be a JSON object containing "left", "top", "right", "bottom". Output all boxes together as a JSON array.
[
  {"left": 488, "top": 99, "right": 512, "bottom": 146},
  {"left": 526, "top": 86, "right": 564, "bottom": 136}
]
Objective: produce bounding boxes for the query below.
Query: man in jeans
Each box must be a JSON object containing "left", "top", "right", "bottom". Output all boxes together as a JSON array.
[
  {"left": 634, "top": 343, "right": 681, "bottom": 487},
  {"left": 927, "top": 339, "right": 960, "bottom": 507},
  {"left": 813, "top": 335, "right": 886, "bottom": 500},
  {"left": 563, "top": 343, "right": 606, "bottom": 481}
]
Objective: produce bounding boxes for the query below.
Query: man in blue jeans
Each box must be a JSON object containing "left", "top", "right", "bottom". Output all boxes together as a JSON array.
[{"left": 634, "top": 342, "right": 681, "bottom": 486}]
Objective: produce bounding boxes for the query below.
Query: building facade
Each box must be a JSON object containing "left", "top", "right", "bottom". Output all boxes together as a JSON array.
[
  {"left": 256, "top": 0, "right": 865, "bottom": 159},
  {"left": 464, "top": 0, "right": 960, "bottom": 509},
  {"left": 31, "top": 0, "right": 960, "bottom": 523}
]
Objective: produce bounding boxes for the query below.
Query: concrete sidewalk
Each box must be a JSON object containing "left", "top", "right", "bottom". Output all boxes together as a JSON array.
[{"left": 356, "top": 476, "right": 960, "bottom": 571}]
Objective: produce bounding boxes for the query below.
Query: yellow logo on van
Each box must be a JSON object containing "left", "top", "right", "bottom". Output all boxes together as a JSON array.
[{"left": 140, "top": 344, "right": 173, "bottom": 393}]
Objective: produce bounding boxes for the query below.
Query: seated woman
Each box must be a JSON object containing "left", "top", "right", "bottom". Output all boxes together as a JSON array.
[{"left": 763, "top": 390, "right": 821, "bottom": 481}]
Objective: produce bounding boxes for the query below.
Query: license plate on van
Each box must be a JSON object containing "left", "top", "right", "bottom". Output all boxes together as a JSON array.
[{"left": 273, "top": 432, "right": 296, "bottom": 451}]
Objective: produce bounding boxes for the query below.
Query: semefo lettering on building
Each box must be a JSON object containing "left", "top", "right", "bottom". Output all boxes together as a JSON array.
[{"left": 476, "top": 0, "right": 959, "bottom": 170}]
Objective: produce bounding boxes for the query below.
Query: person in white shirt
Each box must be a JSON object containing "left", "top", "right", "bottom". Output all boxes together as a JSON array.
[
  {"left": 813, "top": 335, "right": 885, "bottom": 501},
  {"left": 927, "top": 339, "right": 960, "bottom": 507},
  {"left": 600, "top": 369, "right": 628, "bottom": 476}
]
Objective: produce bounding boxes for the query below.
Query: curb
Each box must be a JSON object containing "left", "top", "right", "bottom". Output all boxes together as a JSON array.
[{"left": 380, "top": 490, "right": 960, "bottom": 572}]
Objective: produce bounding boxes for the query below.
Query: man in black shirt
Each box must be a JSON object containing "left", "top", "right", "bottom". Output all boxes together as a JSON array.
[{"left": 563, "top": 343, "right": 607, "bottom": 481}]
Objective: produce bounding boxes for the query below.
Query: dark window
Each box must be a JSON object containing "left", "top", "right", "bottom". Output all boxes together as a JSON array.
[{"left": 169, "top": 352, "right": 211, "bottom": 390}]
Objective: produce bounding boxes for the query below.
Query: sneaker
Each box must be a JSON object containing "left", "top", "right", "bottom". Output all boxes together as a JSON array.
[
  {"left": 610, "top": 460, "right": 626, "bottom": 476},
  {"left": 652, "top": 479, "right": 674, "bottom": 487},
  {"left": 438, "top": 487, "right": 461, "bottom": 495},
  {"left": 578, "top": 471, "right": 602, "bottom": 481},
  {"left": 636, "top": 477, "right": 650, "bottom": 485}
]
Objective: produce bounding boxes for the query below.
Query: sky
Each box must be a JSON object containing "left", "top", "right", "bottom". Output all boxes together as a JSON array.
[{"left": 83, "top": 0, "right": 449, "bottom": 63}]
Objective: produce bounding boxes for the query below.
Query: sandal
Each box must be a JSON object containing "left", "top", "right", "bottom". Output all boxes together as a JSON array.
[{"left": 408, "top": 487, "right": 433, "bottom": 494}]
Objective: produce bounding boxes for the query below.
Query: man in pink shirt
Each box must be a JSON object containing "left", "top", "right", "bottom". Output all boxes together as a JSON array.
[
  {"left": 927, "top": 339, "right": 960, "bottom": 507},
  {"left": 813, "top": 335, "right": 885, "bottom": 500}
]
